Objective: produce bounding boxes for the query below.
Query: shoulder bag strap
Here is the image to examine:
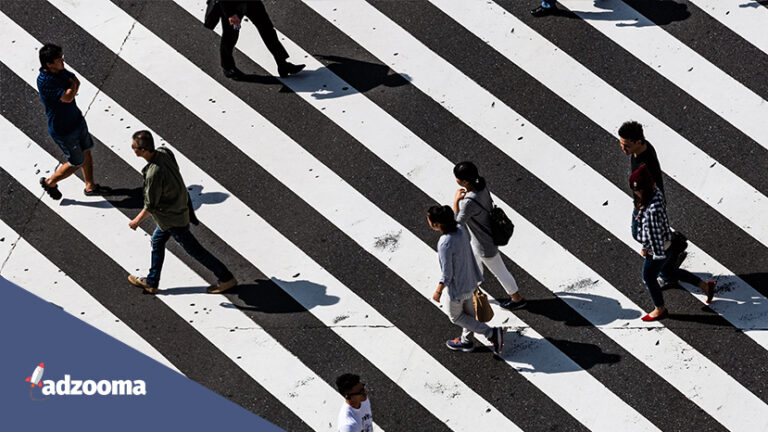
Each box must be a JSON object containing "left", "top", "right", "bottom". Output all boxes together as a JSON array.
[{"left": 463, "top": 196, "right": 494, "bottom": 238}]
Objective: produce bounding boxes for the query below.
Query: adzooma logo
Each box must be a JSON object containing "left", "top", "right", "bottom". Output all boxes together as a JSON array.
[{"left": 26, "top": 363, "right": 147, "bottom": 396}]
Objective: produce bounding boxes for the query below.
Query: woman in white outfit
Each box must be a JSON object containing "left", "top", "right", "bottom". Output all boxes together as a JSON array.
[{"left": 452, "top": 161, "right": 526, "bottom": 310}]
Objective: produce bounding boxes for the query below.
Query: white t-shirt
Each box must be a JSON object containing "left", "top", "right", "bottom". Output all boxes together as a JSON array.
[{"left": 337, "top": 398, "right": 373, "bottom": 432}]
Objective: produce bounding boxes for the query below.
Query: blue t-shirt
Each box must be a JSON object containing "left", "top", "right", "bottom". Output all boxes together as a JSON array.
[{"left": 37, "top": 68, "right": 84, "bottom": 137}]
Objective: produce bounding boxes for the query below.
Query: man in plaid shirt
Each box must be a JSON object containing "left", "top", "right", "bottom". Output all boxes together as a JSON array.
[{"left": 630, "top": 165, "right": 715, "bottom": 321}]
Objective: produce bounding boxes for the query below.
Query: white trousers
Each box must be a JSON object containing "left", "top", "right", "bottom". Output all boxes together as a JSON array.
[{"left": 474, "top": 250, "right": 520, "bottom": 295}]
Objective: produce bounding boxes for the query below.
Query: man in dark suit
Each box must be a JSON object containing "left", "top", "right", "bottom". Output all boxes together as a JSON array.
[{"left": 204, "top": 0, "right": 305, "bottom": 79}]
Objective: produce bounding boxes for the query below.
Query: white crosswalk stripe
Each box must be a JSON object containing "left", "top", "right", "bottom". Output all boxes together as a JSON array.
[
  {"left": 688, "top": 0, "right": 768, "bottom": 56},
  {"left": 428, "top": 0, "right": 768, "bottom": 349},
  {"left": 0, "top": 219, "right": 181, "bottom": 374},
  {"left": 1, "top": 0, "right": 767, "bottom": 431},
  {"left": 559, "top": 0, "right": 768, "bottom": 150}
]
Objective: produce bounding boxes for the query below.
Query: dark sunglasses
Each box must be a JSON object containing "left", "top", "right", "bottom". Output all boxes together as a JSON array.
[{"left": 346, "top": 383, "right": 366, "bottom": 397}]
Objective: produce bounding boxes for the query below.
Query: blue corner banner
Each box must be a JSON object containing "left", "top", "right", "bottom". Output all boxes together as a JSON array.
[{"left": 0, "top": 276, "right": 283, "bottom": 431}]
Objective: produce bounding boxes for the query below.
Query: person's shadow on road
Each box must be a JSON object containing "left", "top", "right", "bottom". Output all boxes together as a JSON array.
[
  {"left": 186, "top": 184, "right": 229, "bottom": 211},
  {"left": 561, "top": 0, "right": 691, "bottom": 27},
  {"left": 218, "top": 278, "right": 340, "bottom": 313},
  {"left": 523, "top": 292, "right": 642, "bottom": 327},
  {"left": 59, "top": 186, "right": 143, "bottom": 210},
  {"left": 268, "top": 55, "right": 411, "bottom": 99}
]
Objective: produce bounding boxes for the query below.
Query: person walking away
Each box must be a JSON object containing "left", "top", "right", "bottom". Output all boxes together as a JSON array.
[
  {"left": 428, "top": 205, "right": 504, "bottom": 354},
  {"left": 37, "top": 43, "right": 110, "bottom": 200},
  {"left": 630, "top": 164, "right": 715, "bottom": 321},
  {"left": 203, "top": 0, "right": 305, "bottom": 79},
  {"left": 127, "top": 130, "right": 237, "bottom": 294},
  {"left": 453, "top": 161, "right": 526, "bottom": 311}
]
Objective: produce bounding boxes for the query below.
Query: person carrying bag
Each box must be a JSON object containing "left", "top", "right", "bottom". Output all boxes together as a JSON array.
[
  {"left": 428, "top": 205, "right": 504, "bottom": 355},
  {"left": 473, "top": 286, "right": 494, "bottom": 322},
  {"left": 453, "top": 161, "right": 526, "bottom": 311}
]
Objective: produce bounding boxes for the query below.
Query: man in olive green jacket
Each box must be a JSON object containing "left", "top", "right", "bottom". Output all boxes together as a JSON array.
[{"left": 127, "top": 130, "right": 236, "bottom": 294}]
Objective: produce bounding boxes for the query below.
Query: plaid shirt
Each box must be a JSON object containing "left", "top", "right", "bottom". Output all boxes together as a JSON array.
[{"left": 634, "top": 187, "right": 671, "bottom": 260}]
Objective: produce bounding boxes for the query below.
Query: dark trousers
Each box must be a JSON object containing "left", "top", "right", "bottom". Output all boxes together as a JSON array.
[
  {"left": 219, "top": 1, "right": 288, "bottom": 69},
  {"left": 147, "top": 225, "right": 233, "bottom": 288},
  {"left": 642, "top": 250, "right": 702, "bottom": 308}
]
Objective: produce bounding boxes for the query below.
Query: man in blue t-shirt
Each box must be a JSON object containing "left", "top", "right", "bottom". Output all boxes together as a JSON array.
[{"left": 37, "top": 43, "right": 108, "bottom": 200}]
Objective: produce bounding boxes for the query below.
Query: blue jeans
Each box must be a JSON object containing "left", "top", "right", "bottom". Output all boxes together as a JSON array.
[
  {"left": 146, "top": 225, "right": 233, "bottom": 288},
  {"left": 51, "top": 119, "right": 94, "bottom": 167},
  {"left": 642, "top": 251, "right": 702, "bottom": 308}
]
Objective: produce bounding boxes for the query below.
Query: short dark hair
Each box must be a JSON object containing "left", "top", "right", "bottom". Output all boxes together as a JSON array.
[
  {"left": 335, "top": 373, "right": 360, "bottom": 397},
  {"left": 132, "top": 130, "right": 155, "bottom": 151},
  {"left": 427, "top": 205, "right": 458, "bottom": 233},
  {"left": 39, "top": 43, "right": 63, "bottom": 69},
  {"left": 618, "top": 121, "right": 644, "bottom": 142}
]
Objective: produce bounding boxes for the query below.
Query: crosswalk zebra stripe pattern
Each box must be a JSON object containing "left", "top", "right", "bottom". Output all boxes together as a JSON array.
[
  {"left": 0, "top": 114, "right": 370, "bottom": 432},
  {"left": 1, "top": 0, "right": 766, "bottom": 431},
  {"left": 0, "top": 219, "right": 181, "bottom": 373},
  {"left": 425, "top": 0, "right": 768, "bottom": 347},
  {"left": 558, "top": 0, "right": 768, "bottom": 150},
  {"left": 679, "top": 0, "right": 768, "bottom": 56}
]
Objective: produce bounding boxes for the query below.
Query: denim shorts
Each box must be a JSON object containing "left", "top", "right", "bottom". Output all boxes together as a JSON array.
[{"left": 51, "top": 119, "right": 94, "bottom": 167}]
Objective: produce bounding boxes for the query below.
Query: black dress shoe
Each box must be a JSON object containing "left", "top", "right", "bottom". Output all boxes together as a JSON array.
[
  {"left": 277, "top": 62, "right": 305, "bottom": 78},
  {"left": 223, "top": 67, "right": 244, "bottom": 80},
  {"left": 531, "top": 5, "right": 557, "bottom": 17}
]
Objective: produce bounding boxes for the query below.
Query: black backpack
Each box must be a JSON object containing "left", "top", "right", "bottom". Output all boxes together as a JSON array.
[{"left": 466, "top": 195, "right": 514, "bottom": 246}]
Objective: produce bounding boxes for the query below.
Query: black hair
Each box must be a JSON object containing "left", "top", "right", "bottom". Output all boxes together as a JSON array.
[
  {"left": 39, "top": 43, "right": 62, "bottom": 69},
  {"left": 132, "top": 130, "right": 155, "bottom": 151},
  {"left": 618, "top": 121, "right": 644, "bottom": 142},
  {"left": 427, "top": 205, "right": 458, "bottom": 233},
  {"left": 453, "top": 161, "right": 486, "bottom": 191},
  {"left": 633, "top": 184, "right": 656, "bottom": 210},
  {"left": 335, "top": 373, "right": 360, "bottom": 397}
]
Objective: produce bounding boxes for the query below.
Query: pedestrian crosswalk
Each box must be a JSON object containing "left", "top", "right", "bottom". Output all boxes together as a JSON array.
[{"left": 1, "top": 1, "right": 766, "bottom": 431}]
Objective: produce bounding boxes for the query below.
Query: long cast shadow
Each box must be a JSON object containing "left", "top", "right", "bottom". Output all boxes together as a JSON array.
[
  {"left": 559, "top": 0, "right": 691, "bottom": 27},
  {"left": 523, "top": 292, "right": 642, "bottom": 327},
  {"left": 469, "top": 330, "right": 621, "bottom": 372},
  {"left": 313, "top": 55, "right": 411, "bottom": 98},
  {"left": 218, "top": 278, "right": 340, "bottom": 313},
  {"left": 272, "top": 55, "right": 411, "bottom": 99},
  {"left": 59, "top": 186, "right": 143, "bottom": 210}
]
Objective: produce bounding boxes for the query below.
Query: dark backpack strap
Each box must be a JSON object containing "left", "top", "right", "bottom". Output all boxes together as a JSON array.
[
  {"left": 463, "top": 197, "right": 494, "bottom": 238},
  {"left": 465, "top": 196, "right": 490, "bottom": 214}
]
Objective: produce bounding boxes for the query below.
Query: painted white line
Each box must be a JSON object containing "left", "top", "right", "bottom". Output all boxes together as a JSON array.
[
  {"left": 0, "top": 112, "right": 356, "bottom": 432},
  {"left": 558, "top": 0, "right": 768, "bottom": 150},
  {"left": 8, "top": 4, "right": 503, "bottom": 430},
  {"left": 287, "top": 0, "right": 768, "bottom": 351},
  {"left": 428, "top": 0, "right": 768, "bottom": 348},
  {"left": 291, "top": 1, "right": 768, "bottom": 430},
  {"left": 161, "top": 1, "right": 661, "bottom": 429},
  {"left": 0, "top": 220, "right": 181, "bottom": 373},
  {"left": 688, "top": 0, "right": 768, "bottom": 56},
  {"left": 0, "top": 16, "right": 351, "bottom": 419}
]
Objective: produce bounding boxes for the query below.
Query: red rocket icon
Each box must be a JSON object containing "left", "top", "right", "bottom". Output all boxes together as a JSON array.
[{"left": 25, "top": 363, "right": 44, "bottom": 388}]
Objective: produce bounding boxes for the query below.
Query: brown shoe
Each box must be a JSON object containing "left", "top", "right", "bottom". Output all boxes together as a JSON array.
[
  {"left": 207, "top": 277, "right": 237, "bottom": 294},
  {"left": 128, "top": 275, "right": 158, "bottom": 294}
]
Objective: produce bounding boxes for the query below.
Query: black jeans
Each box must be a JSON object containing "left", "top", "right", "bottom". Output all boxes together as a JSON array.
[
  {"left": 219, "top": 1, "right": 289, "bottom": 69},
  {"left": 146, "top": 225, "right": 233, "bottom": 288}
]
